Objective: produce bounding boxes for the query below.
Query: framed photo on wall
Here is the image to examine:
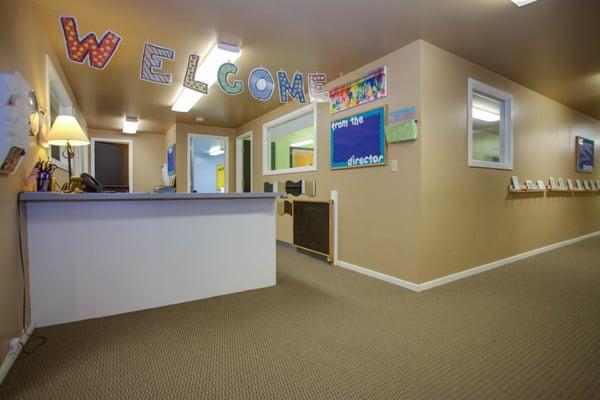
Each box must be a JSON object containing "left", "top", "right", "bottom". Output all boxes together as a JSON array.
[{"left": 576, "top": 136, "right": 594, "bottom": 173}]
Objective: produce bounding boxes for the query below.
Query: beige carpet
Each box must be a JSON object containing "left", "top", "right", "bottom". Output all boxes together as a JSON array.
[{"left": 1, "top": 238, "right": 600, "bottom": 399}]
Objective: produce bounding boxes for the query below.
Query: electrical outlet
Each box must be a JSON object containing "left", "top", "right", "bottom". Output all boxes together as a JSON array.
[
  {"left": 390, "top": 159, "right": 398, "bottom": 172},
  {"left": 9, "top": 338, "right": 21, "bottom": 354}
]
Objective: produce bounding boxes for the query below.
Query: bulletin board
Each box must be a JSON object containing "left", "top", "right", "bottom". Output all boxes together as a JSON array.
[{"left": 330, "top": 107, "right": 386, "bottom": 169}]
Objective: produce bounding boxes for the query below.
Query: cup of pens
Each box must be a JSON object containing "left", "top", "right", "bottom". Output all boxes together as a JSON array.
[{"left": 35, "top": 160, "right": 56, "bottom": 192}]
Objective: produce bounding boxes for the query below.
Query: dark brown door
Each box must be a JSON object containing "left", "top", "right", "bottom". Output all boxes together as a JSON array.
[
  {"left": 94, "top": 141, "right": 130, "bottom": 192},
  {"left": 243, "top": 139, "right": 251, "bottom": 192}
]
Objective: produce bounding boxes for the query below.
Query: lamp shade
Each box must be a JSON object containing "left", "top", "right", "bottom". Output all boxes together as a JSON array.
[{"left": 48, "top": 115, "right": 90, "bottom": 146}]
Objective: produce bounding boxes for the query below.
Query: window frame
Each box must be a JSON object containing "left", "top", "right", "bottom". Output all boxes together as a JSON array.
[
  {"left": 467, "top": 78, "right": 513, "bottom": 170},
  {"left": 262, "top": 103, "right": 317, "bottom": 176}
]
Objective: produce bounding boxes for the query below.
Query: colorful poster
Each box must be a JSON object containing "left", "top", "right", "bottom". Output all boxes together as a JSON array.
[
  {"left": 389, "top": 107, "right": 416, "bottom": 124},
  {"left": 167, "top": 144, "right": 176, "bottom": 176},
  {"left": 330, "top": 107, "right": 386, "bottom": 169},
  {"left": 576, "top": 136, "right": 594, "bottom": 173},
  {"left": 329, "top": 67, "right": 386, "bottom": 114},
  {"left": 60, "top": 16, "right": 122, "bottom": 70}
]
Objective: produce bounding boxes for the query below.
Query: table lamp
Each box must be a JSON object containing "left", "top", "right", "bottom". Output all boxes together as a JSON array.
[{"left": 47, "top": 115, "right": 90, "bottom": 178}]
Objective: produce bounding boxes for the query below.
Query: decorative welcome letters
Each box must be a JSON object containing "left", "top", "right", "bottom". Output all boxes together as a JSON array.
[
  {"left": 218, "top": 62, "right": 244, "bottom": 95},
  {"left": 60, "top": 16, "right": 122, "bottom": 70},
  {"left": 248, "top": 68, "right": 274, "bottom": 101},
  {"left": 307, "top": 73, "right": 328, "bottom": 103},
  {"left": 140, "top": 42, "right": 175, "bottom": 85},
  {"left": 183, "top": 55, "right": 208, "bottom": 94},
  {"left": 277, "top": 71, "right": 306, "bottom": 104},
  {"left": 58, "top": 17, "right": 335, "bottom": 106}
]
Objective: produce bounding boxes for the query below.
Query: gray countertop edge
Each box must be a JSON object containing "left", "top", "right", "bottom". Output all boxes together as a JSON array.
[{"left": 19, "top": 192, "right": 285, "bottom": 203}]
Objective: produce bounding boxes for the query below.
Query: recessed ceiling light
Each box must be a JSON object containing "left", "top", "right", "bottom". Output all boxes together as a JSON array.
[
  {"left": 123, "top": 116, "right": 139, "bottom": 134},
  {"left": 290, "top": 139, "right": 314, "bottom": 147},
  {"left": 472, "top": 107, "right": 500, "bottom": 122},
  {"left": 511, "top": 0, "right": 539, "bottom": 7},
  {"left": 208, "top": 146, "right": 224, "bottom": 156}
]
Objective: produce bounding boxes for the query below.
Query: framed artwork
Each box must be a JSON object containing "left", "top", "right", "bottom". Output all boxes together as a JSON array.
[{"left": 576, "top": 136, "right": 594, "bottom": 173}]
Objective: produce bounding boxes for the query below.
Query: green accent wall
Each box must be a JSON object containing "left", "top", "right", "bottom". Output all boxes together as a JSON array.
[{"left": 272, "top": 126, "right": 314, "bottom": 170}]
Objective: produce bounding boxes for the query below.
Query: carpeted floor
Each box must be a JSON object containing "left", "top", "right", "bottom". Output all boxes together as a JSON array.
[{"left": 1, "top": 238, "right": 600, "bottom": 399}]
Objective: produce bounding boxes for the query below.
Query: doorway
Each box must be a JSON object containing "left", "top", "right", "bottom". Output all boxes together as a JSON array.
[
  {"left": 188, "top": 134, "right": 229, "bottom": 193},
  {"left": 236, "top": 131, "right": 253, "bottom": 192},
  {"left": 90, "top": 138, "right": 133, "bottom": 192}
]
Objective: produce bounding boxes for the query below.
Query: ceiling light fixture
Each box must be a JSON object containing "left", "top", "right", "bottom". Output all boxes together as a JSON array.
[
  {"left": 472, "top": 107, "right": 500, "bottom": 122},
  {"left": 290, "top": 139, "right": 314, "bottom": 147},
  {"left": 123, "top": 117, "right": 139, "bottom": 134},
  {"left": 510, "top": 0, "right": 539, "bottom": 7},
  {"left": 172, "top": 42, "right": 242, "bottom": 113},
  {"left": 208, "top": 146, "right": 224, "bottom": 156}
]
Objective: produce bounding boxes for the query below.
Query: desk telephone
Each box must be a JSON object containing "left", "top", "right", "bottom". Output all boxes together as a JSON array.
[{"left": 63, "top": 173, "right": 104, "bottom": 193}]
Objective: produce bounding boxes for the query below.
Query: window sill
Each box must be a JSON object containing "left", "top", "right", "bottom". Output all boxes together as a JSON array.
[
  {"left": 263, "top": 166, "right": 317, "bottom": 176},
  {"left": 468, "top": 160, "right": 513, "bottom": 170}
]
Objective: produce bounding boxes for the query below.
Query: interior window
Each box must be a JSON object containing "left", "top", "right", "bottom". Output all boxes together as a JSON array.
[
  {"left": 468, "top": 78, "right": 513, "bottom": 170},
  {"left": 263, "top": 105, "right": 316, "bottom": 175}
]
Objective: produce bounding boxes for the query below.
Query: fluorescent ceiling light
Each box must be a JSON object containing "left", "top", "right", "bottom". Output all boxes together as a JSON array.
[
  {"left": 290, "top": 139, "right": 314, "bottom": 147},
  {"left": 510, "top": 0, "right": 538, "bottom": 7},
  {"left": 172, "top": 42, "right": 242, "bottom": 113},
  {"left": 208, "top": 146, "right": 224, "bottom": 156},
  {"left": 472, "top": 107, "right": 500, "bottom": 122},
  {"left": 122, "top": 117, "right": 139, "bottom": 134}
]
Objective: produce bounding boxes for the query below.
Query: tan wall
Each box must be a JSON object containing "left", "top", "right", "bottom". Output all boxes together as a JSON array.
[
  {"left": 87, "top": 129, "right": 165, "bottom": 193},
  {"left": 0, "top": 0, "right": 81, "bottom": 361},
  {"left": 418, "top": 41, "right": 600, "bottom": 283},
  {"left": 173, "top": 123, "right": 237, "bottom": 193},
  {"left": 237, "top": 41, "right": 423, "bottom": 282}
]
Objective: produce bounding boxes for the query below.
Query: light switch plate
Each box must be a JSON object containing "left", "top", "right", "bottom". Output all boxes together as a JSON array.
[{"left": 390, "top": 160, "right": 398, "bottom": 172}]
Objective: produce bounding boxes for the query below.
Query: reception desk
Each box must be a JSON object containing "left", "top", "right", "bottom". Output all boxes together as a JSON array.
[{"left": 19, "top": 192, "right": 279, "bottom": 327}]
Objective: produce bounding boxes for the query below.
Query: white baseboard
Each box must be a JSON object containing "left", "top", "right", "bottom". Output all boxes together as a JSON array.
[
  {"left": 0, "top": 324, "right": 34, "bottom": 386},
  {"left": 336, "top": 260, "right": 421, "bottom": 292},
  {"left": 336, "top": 231, "right": 600, "bottom": 293}
]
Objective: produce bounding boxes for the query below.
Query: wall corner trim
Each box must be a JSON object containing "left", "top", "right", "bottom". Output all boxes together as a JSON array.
[
  {"left": 0, "top": 324, "right": 35, "bottom": 386},
  {"left": 336, "top": 230, "right": 600, "bottom": 293}
]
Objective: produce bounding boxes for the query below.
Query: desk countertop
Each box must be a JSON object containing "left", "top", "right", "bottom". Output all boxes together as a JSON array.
[{"left": 19, "top": 192, "right": 284, "bottom": 203}]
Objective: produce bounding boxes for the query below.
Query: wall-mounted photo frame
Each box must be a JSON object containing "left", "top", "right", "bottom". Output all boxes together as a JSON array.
[{"left": 576, "top": 136, "right": 594, "bottom": 173}]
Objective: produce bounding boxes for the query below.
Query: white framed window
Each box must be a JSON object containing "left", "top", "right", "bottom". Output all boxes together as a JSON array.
[
  {"left": 468, "top": 78, "right": 513, "bottom": 170},
  {"left": 263, "top": 103, "right": 317, "bottom": 176}
]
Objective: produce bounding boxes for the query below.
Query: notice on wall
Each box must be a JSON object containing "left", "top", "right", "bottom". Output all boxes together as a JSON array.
[{"left": 330, "top": 107, "right": 386, "bottom": 169}]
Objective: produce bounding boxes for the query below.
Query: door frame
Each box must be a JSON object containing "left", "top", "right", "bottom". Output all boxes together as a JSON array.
[
  {"left": 236, "top": 131, "right": 253, "bottom": 192},
  {"left": 187, "top": 133, "right": 230, "bottom": 193},
  {"left": 90, "top": 138, "right": 134, "bottom": 192}
]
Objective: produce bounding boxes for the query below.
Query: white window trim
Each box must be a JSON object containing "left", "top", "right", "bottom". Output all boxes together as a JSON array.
[
  {"left": 187, "top": 133, "right": 229, "bottom": 194},
  {"left": 46, "top": 55, "right": 89, "bottom": 175},
  {"left": 90, "top": 138, "right": 134, "bottom": 192},
  {"left": 468, "top": 78, "right": 513, "bottom": 170},
  {"left": 236, "top": 131, "right": 253, "bottom": 192},
  {"left": 262, "top": 103, "right": 317, "bottom": 176}
]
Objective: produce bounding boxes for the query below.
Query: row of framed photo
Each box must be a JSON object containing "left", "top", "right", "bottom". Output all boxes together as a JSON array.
[{"left": 509, "top": 176, "right": 600, "bottom": 193}]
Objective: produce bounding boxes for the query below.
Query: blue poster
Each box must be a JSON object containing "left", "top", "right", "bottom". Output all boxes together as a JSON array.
[
  {"left": 576, "top": 137, "right": 594, "bottom": 173},
  {"left": 167, "top": 145, "right": 176, "bottom": 176},
  {"left": 330, "top": 107, "right": 386, "bottom": 169}
]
